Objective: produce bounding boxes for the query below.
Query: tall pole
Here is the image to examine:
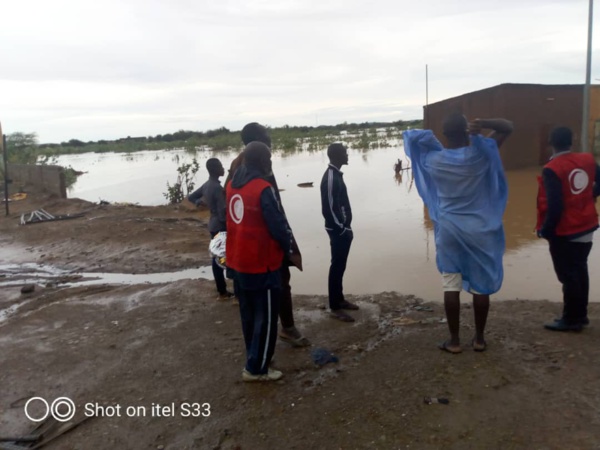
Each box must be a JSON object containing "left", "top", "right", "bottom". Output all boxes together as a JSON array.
[
  {"left": 582, "top": 0, "right": 593, "bottom": 153},
  {"left": 425, "top": 64, "right": 429, "bottom": 128},
  {"left": 1, "top": 122, "right": 8, "bottom": 216}
]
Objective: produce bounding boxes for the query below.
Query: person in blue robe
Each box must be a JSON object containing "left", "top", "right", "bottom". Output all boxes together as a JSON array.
[{"left": 403, "top": 114, "right": 513, "bottom": 353}]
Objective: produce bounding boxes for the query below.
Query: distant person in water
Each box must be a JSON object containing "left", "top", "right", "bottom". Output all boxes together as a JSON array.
[
  {"left": 403, "top": 114, "right": 513, "bottom": 353},
  {"left": 536, "top": 126, "right": 600, "bottom": 332},
  {"left": 225, "top": 123, "right": 310, "bottom": 348},
  {"left": 394, "top": 158, "right": 403, "bottom": 174},
  {"left": 187, "top": 158, "right": 233, "bottom": 299}
]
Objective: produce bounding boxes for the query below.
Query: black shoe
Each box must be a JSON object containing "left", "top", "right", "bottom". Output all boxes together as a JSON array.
[
  {"left": 554, "top": 317, "right": 589, "bottom": 326},
  {"left": 339, "top": 300, "right": 359, "bottom": 310},
  {"left": 545, "top": 319, "right": 583, "bottom": 332},
  {"left": 329, "top": 310, "right": 355, "bottom": 322},
  {"left": 218, "top": 291, "right": 235, "bottom": 299}
]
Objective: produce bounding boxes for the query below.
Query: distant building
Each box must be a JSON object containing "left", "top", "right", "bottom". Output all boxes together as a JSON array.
[{"left": 423, "top": 83, "right": 600, "bottom": 169}]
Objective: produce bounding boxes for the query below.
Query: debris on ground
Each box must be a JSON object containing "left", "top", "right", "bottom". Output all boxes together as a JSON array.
[
  {"left": 424, "top": 397, "right": 450, "bottom": 405},
  {"left": 411, "top": 305, "right": 434, "bottom": 312},
  {"left": 419, "top": 317, "right": 447, "bottom": 325},
  {"left": 20, "top": 209, "right": 85, "bottom": 225},
  {"left": 311, "top": 348, "right": 339, "bottom": 366},
  {"left": 391, "top": 317, "right": 419, "bottom": 326},
  {"left": 20, "top": 285, "right": 35, "bottom": 295}
]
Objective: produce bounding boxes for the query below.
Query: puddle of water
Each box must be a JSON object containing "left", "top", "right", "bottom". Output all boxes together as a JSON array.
[
  {"left": 71, "top": 267, "right": 212, "bottom": 286},
  {"left": 0, "top": 263, "right": 212, "bottom": 288},
  {"left": 46, "top": 145, "right": 600, "bottom": 302},
  {"left": 0, "top": 301, "right": 31, "bottom": 324},
  {"left": 0, "top": 263, "right": 213, "bottom": 323}
]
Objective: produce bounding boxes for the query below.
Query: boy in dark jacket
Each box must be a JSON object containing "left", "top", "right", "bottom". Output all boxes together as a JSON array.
[{"left": 187, "top": 158, "right": 233, "bottom": 298}]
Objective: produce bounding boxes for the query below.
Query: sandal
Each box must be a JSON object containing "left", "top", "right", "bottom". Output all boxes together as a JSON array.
[
  {"left": 471, "top": 338, "right": 487, "bottom": 352},
  {"left": 438, "top": 340, "right": 462, "bottom": 354}
]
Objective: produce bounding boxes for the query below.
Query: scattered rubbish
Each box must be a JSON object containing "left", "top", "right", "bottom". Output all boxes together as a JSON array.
[
  {"left": 420, "top": 317, "right": 447, "bottom": 325},
  {"left": 412, "top": 305, "right": 434, "bottom": 312},
  {"left": 112, "top": 202, "right": 140, "bottom": 207},
  {"left": 20, "top": 209, "right": 85, "bottom": 225},
  {"left": 424, "top": 397, "right": 449, "bottom": 405},
  {"left": 311, "top": 348, "right": 339, "bottom": 366},
  {"left": 20, "top": 284, "right": 35, "bottom": 294},
  {"left": 391, "top": 317, "right": 419, "bottom": 326},
  {"left": 1, "top": 192, "right": 27, "bottom": 203},
  {"left": 297, "top": 182, "right": 313, "bottom": 188},
  {"left": 390, "top": 316, "right": 446, "bottom": 326}
]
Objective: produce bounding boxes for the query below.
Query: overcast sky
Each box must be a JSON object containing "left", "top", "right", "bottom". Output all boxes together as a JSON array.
[{"left": 0, "top": 0, "right": 597, "bottom": 143}]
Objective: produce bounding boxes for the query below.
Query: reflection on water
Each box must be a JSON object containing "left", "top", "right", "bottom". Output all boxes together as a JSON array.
[{"left": 55, "top": 145, "right": 599, "bottom": 303}]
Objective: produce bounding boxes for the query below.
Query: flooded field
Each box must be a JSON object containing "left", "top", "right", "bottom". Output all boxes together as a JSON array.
[{"left": 56, "top": 144, "right": 600, "bottom": 303}]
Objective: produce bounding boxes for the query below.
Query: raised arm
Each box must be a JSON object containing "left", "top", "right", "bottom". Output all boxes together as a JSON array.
[{"left": 468, "top": 118, "right": 514, "bottom": 148}]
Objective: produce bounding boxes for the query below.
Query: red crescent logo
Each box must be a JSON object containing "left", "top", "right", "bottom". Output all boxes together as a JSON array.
[
  {"left": 568, "top": 169, "right": 589, "bottom": 195},
  {"left": 229, "top": 194, "right": 244, "bottom": 224}
]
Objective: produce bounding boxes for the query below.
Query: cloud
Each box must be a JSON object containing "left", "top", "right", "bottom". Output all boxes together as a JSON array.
[{"left": 0, "top": 0, "right": 596, "bottom": 142}]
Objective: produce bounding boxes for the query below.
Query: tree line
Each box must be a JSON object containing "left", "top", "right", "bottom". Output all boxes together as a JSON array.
[{"left": 3, "top": 119, "right": 423, "bottom": 163}]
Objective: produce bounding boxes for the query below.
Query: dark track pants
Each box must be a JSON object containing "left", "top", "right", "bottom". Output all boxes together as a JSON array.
[
  {"left": 549, "top": 239, "right": 593, "bottom": 324},
  {"left": 238, "top": 287, "right": 280, "bottom": 375},
  {"left": 327, "top": 229, "right": 353, "bottom": 310},
  {"left": 210, "top": 232, "right": 227, "bottom": 294}
]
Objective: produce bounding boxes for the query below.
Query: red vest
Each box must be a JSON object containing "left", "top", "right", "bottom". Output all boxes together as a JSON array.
[
  {"left": 536, "top": 152, "right": 598, "bottom": 236},
  {"left": 226, "top": 178, "right": 284, "bottom": 274}
]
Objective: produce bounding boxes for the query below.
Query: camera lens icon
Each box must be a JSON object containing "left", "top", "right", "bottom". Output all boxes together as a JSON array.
[{"left": 24, "top": 397, "right": 76, "bottom": 423}]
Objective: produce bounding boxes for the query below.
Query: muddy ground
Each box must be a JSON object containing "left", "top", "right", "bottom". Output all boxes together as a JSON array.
[{"left": 1, "top": 194, "right": 599, "bottom": 450}]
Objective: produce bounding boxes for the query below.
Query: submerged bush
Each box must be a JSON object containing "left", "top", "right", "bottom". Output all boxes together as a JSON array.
[{"left": 163, "top": 158, "right": 200, "bottom": 204}]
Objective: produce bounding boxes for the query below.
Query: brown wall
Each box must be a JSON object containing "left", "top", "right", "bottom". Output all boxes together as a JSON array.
[
  {"left": 424, "top": 84, "right": 594, "bottom": 169},
  {"left": 8, "top": 164, "right": 66, "bottom": 198},
  {"left": 589, "top": 86, "right": 600, "bottom": 155}
]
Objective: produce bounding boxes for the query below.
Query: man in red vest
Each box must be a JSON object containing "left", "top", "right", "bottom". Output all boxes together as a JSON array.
[
  {"left": 226, "top": 141, "right": 292, "bottom": 381},
  {"left": 226, "top": 123, "right": 310, "bottom": 347},
  {"left": 537, "top": 126, "right": 600, "bottom": 331}
]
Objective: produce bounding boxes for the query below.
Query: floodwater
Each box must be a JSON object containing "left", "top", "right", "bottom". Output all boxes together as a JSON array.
[{"left": 55, "top": 143, "right": 600, "bottom": 303}]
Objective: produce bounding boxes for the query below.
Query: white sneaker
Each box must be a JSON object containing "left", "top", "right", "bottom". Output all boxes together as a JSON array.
[{"left": 242, "top": 368, "right": 283, "bottom": 382}]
